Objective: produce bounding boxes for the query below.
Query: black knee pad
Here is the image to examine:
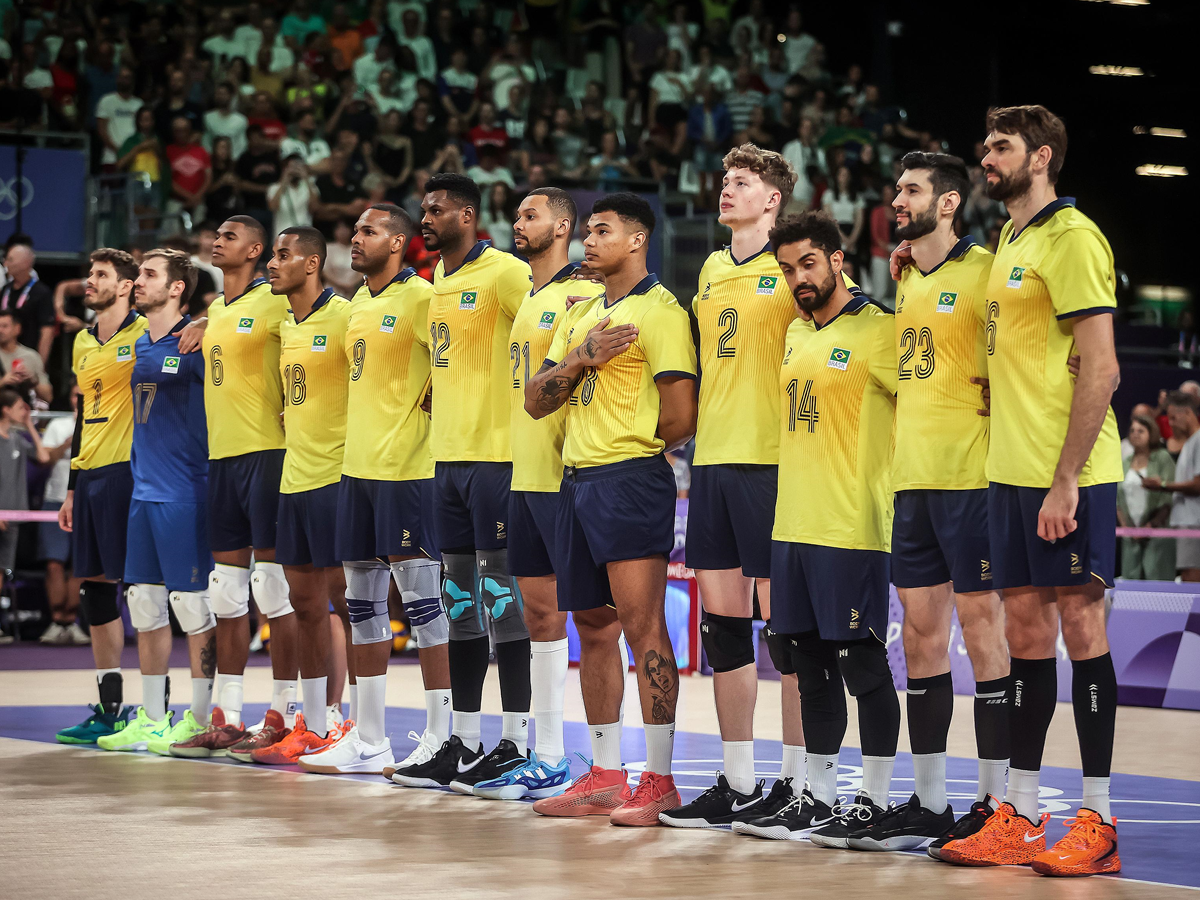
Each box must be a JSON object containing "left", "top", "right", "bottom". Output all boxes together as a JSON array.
[
  {"left": 789, "top": 630, "right": 837, "bottom": 696},
  {"left": 836, "top": 637, "right": 894, "bottom": 697},
  {"left": 701, "top": 613, "right": 755, "bottom": 673},
  {"left": 762, "top": 621, "right": 795, "bottom": 675},
  {"left": 79, "top": 581, "right": 120, "bottom": 627}
]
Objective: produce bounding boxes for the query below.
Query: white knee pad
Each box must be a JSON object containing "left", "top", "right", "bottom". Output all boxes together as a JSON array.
[
  {"left": 209, "top": 564, "right": 251, "bottom": 619},
  {"left": 127, "top": 583, "right": 169, "bottom": 633},
  {"left": 169, "top": 590, "right": 215, "bottom": 636},
  {"left": 251, "top": 561, "right": 293, "bottom": 618}
]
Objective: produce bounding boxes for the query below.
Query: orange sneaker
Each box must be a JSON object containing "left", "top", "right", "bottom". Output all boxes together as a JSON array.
[
  {"left": 1032, "top": 809, "right": 1121, "bottom": 876},
  {"left": 249, "top": 713, "right": 336, "bottom": 765},
  {"left": 532, "top": 764, "right": 631, "bottom": 817},
  {"left": 939, "top": 802, "right": 1049, "bottom": 866},
  {"left": 610, "top": 771, "right": 680, "bottom": 827}
]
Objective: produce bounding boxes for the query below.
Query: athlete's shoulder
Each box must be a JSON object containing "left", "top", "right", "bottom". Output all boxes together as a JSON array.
[
  {"left": 700, "top": 247, "right": 732, "bottom": 278},
  {"left": 486, "top": 246, "right": 532, "bottom": 274}
]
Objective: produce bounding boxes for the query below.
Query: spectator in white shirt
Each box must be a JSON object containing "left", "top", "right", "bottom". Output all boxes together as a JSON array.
[
  {"left": 725, "top": 64, "right": 765, "bottom": 133},
  {"left": 354, "top": 39, "right": 397, "bottom": 91},
  {"left": 268, "top": 155, "right": 318, "bottom": 236},
  {"left": 649, "top": 49, "right": 692, "bottom": 131},
  {"left": 466, "top": 145, "right": 516, "bottom": 194},
  {"left": 203, "top": 11, "right": 244, "bottom": 72},
  {"left": 782, "top": 117, "right": 826, "bottom": 209},
  {"left": 323, "top": 218, "right": 361, "bottom": 297},
  {"left": 397, "top": 9, "right": 437, "bottom": 81},
  {"left": 95, "top": 66, "right": 143, "bottom": 166},
  {"left": 687, "top": 43, "right": 733, "bottom": 95},
  {"left": 241, "top": 17, "right": 296, "bottom": 73},
  {"left": 439, "top": 48, "right": 478, "bottom": 120},
  {"left": 279, "top": 111, "right": 332, "bottom": 174},
  {"left": 203, "top": 82, "right": 249, "bottom": 158},
  {"left": 370, "top": 66, "right": 415, "bottom": 115},
  {"left": 1145, "top": 392, "right": 1200, "bottom": 581},
  {"left": 484, "top": 35, "right": 536, "bottom": 110},
  {"left": 781, "top": 9, "right": 817, "bottom": 73}
]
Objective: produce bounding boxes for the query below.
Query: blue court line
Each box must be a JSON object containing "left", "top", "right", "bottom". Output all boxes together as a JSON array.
[{"left": 3, "top": 704, "right": 1197, "bottom": 890}]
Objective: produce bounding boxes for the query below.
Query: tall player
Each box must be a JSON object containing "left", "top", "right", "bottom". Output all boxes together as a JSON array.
[
  {"left": 55, "top": 249, "right": 144, "bottom": 745},
  {"left": 938, "top": 106, "right": 1123, "bottom": 877},
  {"left": 526, "top": 193, "right": 697, "bottom": 826},
  {"left": 661, "top": 144, "right": 807, "bottom": 828},
  {"left": 394, "top": 174, "right": 534, "bottom": 791},
  {"left": 474, "top": 187, "right": 607, "bottom": 800}
]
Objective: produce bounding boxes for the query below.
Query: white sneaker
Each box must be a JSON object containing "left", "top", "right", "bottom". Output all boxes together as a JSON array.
[
  {"left": 298, "top": 724, "right": 394, "bottom": 774},
  {"left": 66, "top": 623, "right": 91, "bottom": 645},
  {"left": 327, "top": 703, "right": 344, "bottom": 734},
  {"left": 39, "top": 623, "right": 66, "bottom": 644},
  {"left": 386, "top": 729, "right": 441, "bottom": 782}
]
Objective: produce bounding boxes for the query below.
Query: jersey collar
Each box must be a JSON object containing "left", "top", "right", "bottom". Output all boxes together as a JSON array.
[
  {"left": 726, "top": 242, "right": 772, "bottom": 266},
  {"left": 291, "top": 288, "right": 335, "bottom": 324},
  {"left": 442, "top": 239, "right": 490, "bottom": 277},
  {"left": 531, "top": 262, "right": 579, "bottom": 297},
  {"left": 1010, "top": 196, "right": 1076, "bottom": 242},
  {"left": 87, "top": 309, "right": 140, "bottom": 344},
  {"left": 148, "top": 314, "right": 191, "bottom": 343},
  {"left": 919, "top": 235, "right": 979, "bottom": 277},
  {"left": 814, "top": 291, "right": 872, "bottom": 331},
  {"left": 603, "top": 273, "right": 659, "bottom": 308},
  {"left": 368, "top": 267, "right": 417, "bottom": 298},
  {"left": 224, "top": 276, "right": 268, "bottom": 305}
]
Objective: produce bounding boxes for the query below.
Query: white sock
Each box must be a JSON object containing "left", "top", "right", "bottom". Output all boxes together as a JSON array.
[
  {"left": 781, "top": 744, "right": 807, "bottom": 787},
  {"left": 215, "top": 672, "right": 244, "bottom": 726},
  {"left": 531, "top": 638, "right": 568, "bottom": 762},
  {"left": 723, "top": 740, "right": 755, "bottom": 794},
  {"left": 1007, "top": 767, "right": 1041, "bottom": 821},
  {"left": 502, "top": 711, "right": 529, "bottom": 755},
  {"left": 142, "top": 674, "right": 168, "bottom": 721},
  {"left": 271, "top": 679, "right": 298, "bottom": 727},
  {"left": 913, "top": 752, "right": 947, "bottom": 811},
  {"left": 349, "top": 683, "right": 358, "bottom": 723},
  {"left": 190, "top": 677, "right": 213, "bottom": 724},
  {"left": 644, "top": 723, "right": 675, "bottom": 776},
  {"left": 426, "top": 688, "right": 451, "bottom": 743},
  {"left": 807, "top": 751, "right": 840, "bottom": 806},
  {"left": 300, "top": 676, "right": 328, "bottom": 736},
  {"left": 97, "top": 666, "right": 121, "bottom": 682},
  {"left": 1082, "top": 776, "right": 1112, "bottom": 823},
  {"left": 978, "top": 758, "right": 1009, "bottom": 806},
  {"left": 591, "top": 721, "right": 622, "bottom": 771},
  {"left": 453, "top": 709, "right": 481, "bottom": 751},
  {"left": 860, "top": 755, "right": 896, "bottom": 807},
  {"left": 356, "top": 674, "right": 388, "bottom": 745}
]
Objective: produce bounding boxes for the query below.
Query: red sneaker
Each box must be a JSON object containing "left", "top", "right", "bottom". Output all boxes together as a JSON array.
[
  {"left": 169, "top": 707, "right": 248, "bottom": 758},
  {"left": 250, "top": 713, "right": 337, "bottom": 765},
  {"left": 532, "top": 764, "right": 631, "bottom": 817},
  {"left": 610, "top": 771, "right": 680, "bottom": 827},
  {"left": 1032, "top": 809, "right": 1121, "bottom": 876},
  {"left": 227, "top": 709, "right": 291, "bottom": 763}
]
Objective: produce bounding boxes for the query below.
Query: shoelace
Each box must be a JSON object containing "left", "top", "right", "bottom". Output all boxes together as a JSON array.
[
  {"left": 869, "top": 802, "right": 908, "bottom": 828},
  {"left": 831, "top": 799, "right": 876, "bottom": 824},
  {"left": 1056, "top": 816, "right": 1104, "bottom": 851},
  {"left": 627, "top": 774, "right": 666, "bottom": 804},
  {"left": 406, "top": 729, "right": 439, "bottom": 751}
]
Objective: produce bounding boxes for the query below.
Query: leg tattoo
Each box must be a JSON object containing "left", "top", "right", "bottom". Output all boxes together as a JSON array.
[{"left": 643, "top": 649, "right": 678, "bottom": 723}]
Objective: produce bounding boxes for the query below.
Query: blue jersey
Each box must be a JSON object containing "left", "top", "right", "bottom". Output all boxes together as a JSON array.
[{"left": 130, "top": 317, "right": 209, "bottom": 502}]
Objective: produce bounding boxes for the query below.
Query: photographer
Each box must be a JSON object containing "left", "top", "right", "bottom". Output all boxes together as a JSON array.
[{"left": 267, "top": 154, "right": 319, "bottom": 234}]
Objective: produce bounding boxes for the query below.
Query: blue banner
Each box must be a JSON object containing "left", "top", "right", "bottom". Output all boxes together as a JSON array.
[{"left": 0, "top": 146, "right": 88, "bottom": 254}]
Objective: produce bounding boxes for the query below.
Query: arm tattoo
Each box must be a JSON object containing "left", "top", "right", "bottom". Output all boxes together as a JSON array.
[
  {"left": 583, "top": 337, "right": 599, "bottom": 361},
  {"left": 200, "top": 633, "right": 217, "bottom": 678},
  {"left": 642, "top": 649, "right": 678, "bottom": 724},
  {"left": 532, "top": 360, "right": 582, "bottom": 414}
]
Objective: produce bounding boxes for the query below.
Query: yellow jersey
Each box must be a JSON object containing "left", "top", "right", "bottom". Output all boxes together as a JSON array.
[
  {"left": 509, "top": 264, "right": 605, "bottom": 492},
  {"left": 71, "top": 311, "right": 147, "bottom": 471},
  {"left": 774, "top": 295, "right": 897, "bottom": 551},
  {"left": 342, "top": 269, "right": 434, "bottom": 482},
  {"left": 692, "top": 245, "right": 797, "bottom": 466},
  {"left": 427, "top": 241, "right": 532, "bottom": 463},
  {"left": 278, "top": 290, "right": 351, "bottom": 494},
  {"left": 893, "top": 237, "right": 992, "bottom": 491},
  {"left": 985, "top": 199, "right": 1122, "bottom": 488},
  {"left": 202, "top": 278, "right": 288, "bottom": 460},
  {"left": 548, "top": 275, "right": 697, "bottom": 468}
]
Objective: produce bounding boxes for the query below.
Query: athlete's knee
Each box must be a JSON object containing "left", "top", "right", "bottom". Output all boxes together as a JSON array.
[
  {"left": 169, "top": 590, "right": 215, "bottom": 635},
  {"left": 209, "top": 564, "right": 251, "bottom": 619},
  {"left": 789, "top": 630, "right": 838, "bottom": 697},
  {"left": 836, "top": 637, "right": 894, "bottom": 698},
  {"left": 477, "top": 548, "right": 528, "bottom": 643},
  {"left": 701, "top": 612, "right": 756, "bottom": 673},
  {"left": 391, "top": 557, "right": 448, "bottom": 648},
  {"left": 79, "top": 580, "right": 121, "bottom": 626},
  {"left": 762, "top": 621, "right": 795, "bottom": 675},
  {"left": 901, "top": 616, "right": 948, "bottom": 674},
  {"left": 343, "top": 560, "right": 391, "bottom": 645},
  {"left": 127, "top": 583, "right": 170, "bottom": 632},
  {"left": 442, "top": 552, "right": 484, "bottom": 641},
  {"left": 251, "top": 560, "right": 293, "bottom": 618}
]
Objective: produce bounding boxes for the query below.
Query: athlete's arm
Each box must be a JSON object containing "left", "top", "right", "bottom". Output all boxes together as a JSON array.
[
  {"left": 59, "top": 412, "right": 84, "bottom": 532},
  {"left": 175, "top": 316, "right": 208, "bottom": 353},
  {"left": 524, "top": 317, "right": 638, "bottom": 419},
  {"left": 655, "top": 376, "right": 697, "bottom": 451}
]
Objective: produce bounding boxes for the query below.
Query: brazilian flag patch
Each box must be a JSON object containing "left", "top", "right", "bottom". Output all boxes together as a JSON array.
[
  {"left": 756, "top": 275, "right": 778, "bottom": 295},
  {"left": 538, "top": 311, "right": 556, "bottom": 330},
  {"left": 380, "top": 315, "right": 397, "bottom": 334},
  {"left": 1006, "top": 266, "right": 1025, "bottom": 289},
  {"left": 827, "top": 347, "right": 851, "bottom": 370},
  {"left": 161, "top": 356, "right": 180, "bottom": 374},
  {"left": 936, "top": 291, "right": 958, "bottom": 314},
  {"left": 459, "top": 291, "right": 477, "bottom": 311},
  {"left": 236, "top": 317, "right": 254, "bottom": 334},
  {"left": 311, "top": 335, "right": 328, "bottom": 352},
  {"left": 116, "top": 345, "right": 132, "bottom": 360}
]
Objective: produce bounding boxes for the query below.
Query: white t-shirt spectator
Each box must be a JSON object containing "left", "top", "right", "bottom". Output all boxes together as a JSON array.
[
  {"left": 204, "top": 108, "right": 250, "bottom": 159},
  {"left": 238, "top": 32, "right": 296, "bottom": 72},
  {"left": 354, "top": 54, "right": 396, "bottom": 91},
  {"left": 279, "top": 135, "right": 331, "bottom": 168},
  {"left": 783, "top": 32, "right": 817, "bottom": 72},
  {"left": 202, "top": 34, "right": 244, "bottom": 70},
  {"left": 823, "top": 190, "right": 864, "bottom": 228},
  {"left": 466, "top": 165, "right": 516, "bottom": 192},
  {"left": 686, "top": 63, "right": 732, "bottom": 94},
  {"left": 323, "top": 242, "right": 359, "bottom": 297},
  {"left": 192, "top": 255, "right": 223, "bottom": 294},
  {"left": 399, "top": 35, "right": 438, "bottom": 81},
  {"left": 23, "top": 66, "right": 53, "bottom": 90},
  {"left": 1171, "top": 430, "right": 1200, "bottom": 526},
  {"left": 42, "top": 415, "right": 76, "bottom": 504},
  {"left": 267, "top": 178, "right": 317, "bottom": 234},
  {"left": 387, "top": 2, "right": 428, "bottom": 34},
  {"left": 490, "top": 61, "right": 535, "bottom": 109},
  {"left": 782, "top": 140, "right": 825, "bottom": 206},
  {"left": 371, "top": 76, "right": 417, "bottom": 114},
  {"left": 96, "top": 92, "right": 144, "bottom": 164},
  {"left": 649, "top": 71, "right": 692, "bottom": 106}
]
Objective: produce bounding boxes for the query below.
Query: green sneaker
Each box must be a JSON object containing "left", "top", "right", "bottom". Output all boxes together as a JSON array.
[
  {"left": 97, "top": 707, "right": 174, "bottom": 751},
  {"left": 56, "top": 705, "right": 134, "bottom": 744},
  {"left": 147, "top": 710, "right": 207, "bottom": 756}
]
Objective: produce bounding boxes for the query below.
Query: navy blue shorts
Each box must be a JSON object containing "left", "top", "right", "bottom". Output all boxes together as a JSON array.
[
  {"left": 685, "top": 464, "right": 776, "bottom": 578},
  {"left": 207, "top": 449, "right": 285, "bottom": 553},
  {"left": 277, "top": 482, "right": 342, "bottom": 568},
  {"left": 71, "top": 462, "right": 133, "bottom": 581},
  {"left": 433, "top": 461, "right": 512, "bottom": 552},
  {"left": 509, "top": 490, "right": 560, "bottom": 578},
  {"left": 336, "top": 475, "right": 432, "bottom": 561},
  {"left": 557, "top": 454, "right": 676, "bottom": 612},
  {"left": 988, "top": 481, "right": 1117, "bottom": 590},
  {"left": 770, "top": 540, "right": 891, "bottom": 641},
  {"left": 124, "top": 499, "right": 212, "bottom": 591},
  {"left": 37, "top": 497, "right": 70, "bottom": 563},
  {"left": 892, "top": 488, "right": 992, "bottom": 594}
]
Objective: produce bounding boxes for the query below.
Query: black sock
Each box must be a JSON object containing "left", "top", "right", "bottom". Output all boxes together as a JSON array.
[
  {"left": 98, "top": 671, "right": 123, "bottom": 715},
  {"left": 448, "top": 635, "right": 491, "bottom": 713},
  {"left": 494, "top": 637, "right": 532, "bottom": 712},
  {"left": 974, "top": 676, "right": 1011, "bottom": 762},
  {"left": 1009, "top": 657, "right": 1057, "bottom": 772},
  {"left": 857, "top": 682, "right": 901, "bottom": 757},
  {"left": 907, "top": 672, "right": 954, "bottom": 755},
  {"left": 1071, "top": 653, "right": 1117, "bottom": 778}
]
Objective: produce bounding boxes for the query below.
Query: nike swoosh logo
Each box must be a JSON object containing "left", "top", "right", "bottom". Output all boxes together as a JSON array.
[
  {"left": 456, "top": 757, "right": 481, "bottom": 774},
  {"left": 730, "top": 799, "right": 758, "bottom": 813},
  {"left": 301, "top": 745, "right": 327, "bottom": 755},
  {"left": 358, "top": 749, "right": 389, "bottom": 761},
  {"left": 811, "top": 816, "right": 835, "bottom": 827},
  {"left": 1023, "top": 831, "right": 1042, "bottom": 843}
]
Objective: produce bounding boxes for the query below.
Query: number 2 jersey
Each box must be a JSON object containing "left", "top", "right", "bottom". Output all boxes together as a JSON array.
[{"left": 71, "top": 310, "right": 148, "bottom": 473}]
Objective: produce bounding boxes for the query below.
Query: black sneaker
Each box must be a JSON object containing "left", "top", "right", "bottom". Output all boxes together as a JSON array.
[
  {"left": 658, "top": 772, "right": 765, "bottom": 829},
  {"left": 732, "top": 788, "right": 836, "bottom": 841},
  {"left": 393, "top": 735, "right": 485, "bottom": 788},
  {"left": 732, "top": 777, "right": 797, "bottom": 832},
  {"left": 809, "top": 794, "right": 887, "bottom": 848},
  {"left": 449, "top": 739, "right": 526, "bottom": 795},
  {"left": 927, "top": 799, "right": 995, "bottom": 860},
  {"left": 847, "top": 793, "right": 956, "bottom": 851}
]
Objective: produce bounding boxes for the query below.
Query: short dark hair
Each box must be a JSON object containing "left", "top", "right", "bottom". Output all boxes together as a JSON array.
[
  {"left": 899, "top": 151, "right": 970, "bottom": 231},
  {"left": 527, "top": 187, "right": 578, "bottom": 232},
  {"left": 1167, "top": 390, "right": 1200, "bottom": 414},
  {"left": 367, "top": 202, "right": 414, "bottom": 236},
  {"left": 223, "top": 214, "right": 267, "bottom": 247},
  {"left": 986, "top": 104, "right": 1068, "bottom": 184},
  {"left": 143, "top": 248, "right": 198, "bottom": 306},
  {"left": 0, "top": 309, "right": 18, "bottom": 326},
  {"left": 769, "top": 211, "right": 843, "bottom": 257},
  {"left": 90, "top": 247, "right": 139, "bottom": 282},
  {"left": 279, "top": 226, "right": 327, "bottom": 269},
  {"left": 591, "top": 192, "right": 655, "bottom": 234},
  {"left": 4, "top": 233, "right": 32, "bottom": 252},
  {"left": 0, "top": 388, "right": 20, "bottom": 412},
  {"left": 426, "top": 173, "right": 482, "bottom": 213}
]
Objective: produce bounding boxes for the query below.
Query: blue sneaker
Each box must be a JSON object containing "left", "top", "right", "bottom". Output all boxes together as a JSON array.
[
  {"left": 473, "top": 751, "right": 572, "bottom": 800},
  {"left": 55, "top": 704, "right": 134, "bottom": 744}
]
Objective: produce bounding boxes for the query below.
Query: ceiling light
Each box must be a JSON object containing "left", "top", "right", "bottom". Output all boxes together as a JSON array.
[
  {"left": 1133, "top": 126, "right": 1187, "bottom": 138},
  {"left": 1136, "top": 164, "right": 1188, "bottom": 177},
  {"left": 1089, "top": 65, "right": 1144, "bottom": 76}
]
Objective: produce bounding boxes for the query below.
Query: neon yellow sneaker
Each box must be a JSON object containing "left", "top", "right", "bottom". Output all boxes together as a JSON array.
[
  {"left": 97, "top": 707, "right": 173, "bottom": 752},
  {"left": 147, "top": 710, "right": 206, "bottom": 756}
]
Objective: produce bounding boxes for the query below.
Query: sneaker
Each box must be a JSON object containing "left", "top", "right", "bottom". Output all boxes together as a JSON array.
[
  {"left": 1031, "top": 809, "right": 1121, "bottom": 876},
  {"left": 474, "top": 751, "right": 573, "bottom": 801},
  {"left": 928, "top": 799, "right": 995, "bottom": 860},
  {"left": 56, "top": 705, "right": 133, "bottom": 744},
  {"left": 848, "top": 793, "right": 956, "bottom": 851},
  {"left": 532, "top": 760, "right": 631, "bottom": 817},
  {"left": 385, "top": 729, "right": 440, "bottom": 781},
  {"left": 393, "top": 735, "right": 484, "bottom": 788},
  {"left": 67, "top": 623, "right": 92, "bottom": 645},
  {"left": 733, "top": 788, "right": 835, "bottom": 840},
  {"left": 299, "top": 723, "right": 395, "bottom": 774},
  {"left": 809, "top": 794, "right": 887, "bottom": 849},
  {"left": 227, "top": 709, "right": 290, "bottom": 763},
  {"left": 732, "top": 777, "right": 798, "bottom": 833},
  {"left": 147, "top": 710, "right": 206, "bottom": 756},
  {"left": 610, "top": 771, "right": 679, "bottom": 827},
  {"left": 169, "top": 707, "right": 248, "bottom": 758},
  {"left": 250, "top": 713, "right": 338, "bottom": 765},
  {"left": 97, "top": 707, "right": 173, "bottom": 751},
  {"left": 449, "top": 739, "right": 526, "bottom": 795},
  {"left": 659, "top": 772, "right": 765, "bottom": 829},
  {"left": 939, "top": 801, "right": 1048, "bottom": 866},
  {"left": 327, "top": 703, "right": 344, "bottom": 734},
  {"left": 39, "top": 623, "right": 67, "bottom": 644}
]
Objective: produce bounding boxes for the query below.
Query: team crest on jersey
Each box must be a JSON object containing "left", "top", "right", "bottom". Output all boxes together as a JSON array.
[
  {"left": 116, "top": 345, "right": 132, "bottom": 360},
  {"left": 380, "top": 315, "right": 397, "bottom": 333},
  {"left": 936, "top": 291, "right": 958, "bottom": 313},
  {"left": 756, "top": 275, "right": 778, "bottom": 295},
  {"left": 236, "top": 317, "right": 254, "bottom": 333},
  {"left": 1006, "top": 266, "right": 1025, "bottom": 289},
  {"left": 827, "top": 347, "right": 851, "bottom": 370},
  {"left": 311, "top": 335, "right": 327, "bottom": 352},
  {"left": 459, "top": 291, "right": 478, "bottom": 310},
  {"left": 538, "top": 311, "right": 557, "bottom": 330},
  {"left": 161, "top": 356, "right": 180, "bottom": 374}
]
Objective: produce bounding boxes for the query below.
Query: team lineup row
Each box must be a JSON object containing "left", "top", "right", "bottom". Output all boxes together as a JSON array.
[{"left": 50, "top": 102, "right": 1121, "bottom": 877}]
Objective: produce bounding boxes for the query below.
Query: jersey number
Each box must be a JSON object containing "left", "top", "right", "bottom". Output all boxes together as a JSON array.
[
  {"left": 209, "top": 345, "right": 223, "bottom": 385},
  {"left": 430, "top": 322, "right": 450, "bottom": 368},
  {"left": 985, "top": 300, "right": 998, "bottom": 356},
  {"left": 91, "top": 379, "right": 102, "bottom": 417},
  {"left": 510, "top": 341, "right": 531, "bottom": 388},
  {"left": 132, "top": 384, "right": 157, "bottom": 424},
  {"left": 570, "top": 366, "right": 598, "bottom": 406},
  {"left": 717, "top": 308, "right": 738, "bottom": 358},
  {"left": 351, "top": 339, "right": 366, "bottom": 381},
  {"left": 898, "top": 327, "right": 936, "bottom": 380},
  {"left": 786, "top": 378, "right": 819, "bottom": 432},
  {"left": 283, "top": 363, "right": 306, "bottom": 405}
]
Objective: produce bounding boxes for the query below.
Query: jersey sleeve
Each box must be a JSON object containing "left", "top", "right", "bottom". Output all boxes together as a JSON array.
[
  {"left": 413, "top": 287, "right": 432, "bottom": 349},
  {"left": 496, "top": 258, "right": 534, "bottom": 320},
  {"left": 641, "top": 301, "right": 698, "bottom": 381},
  {"left": 545, "top": 308, "right": 572, "bottom": 365},
  {"left": 1043, "top": 229, "right": 1116, "bottom": 320},
  {"left": 870, "top": 313, "right": 898, "bottom": 396}
]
